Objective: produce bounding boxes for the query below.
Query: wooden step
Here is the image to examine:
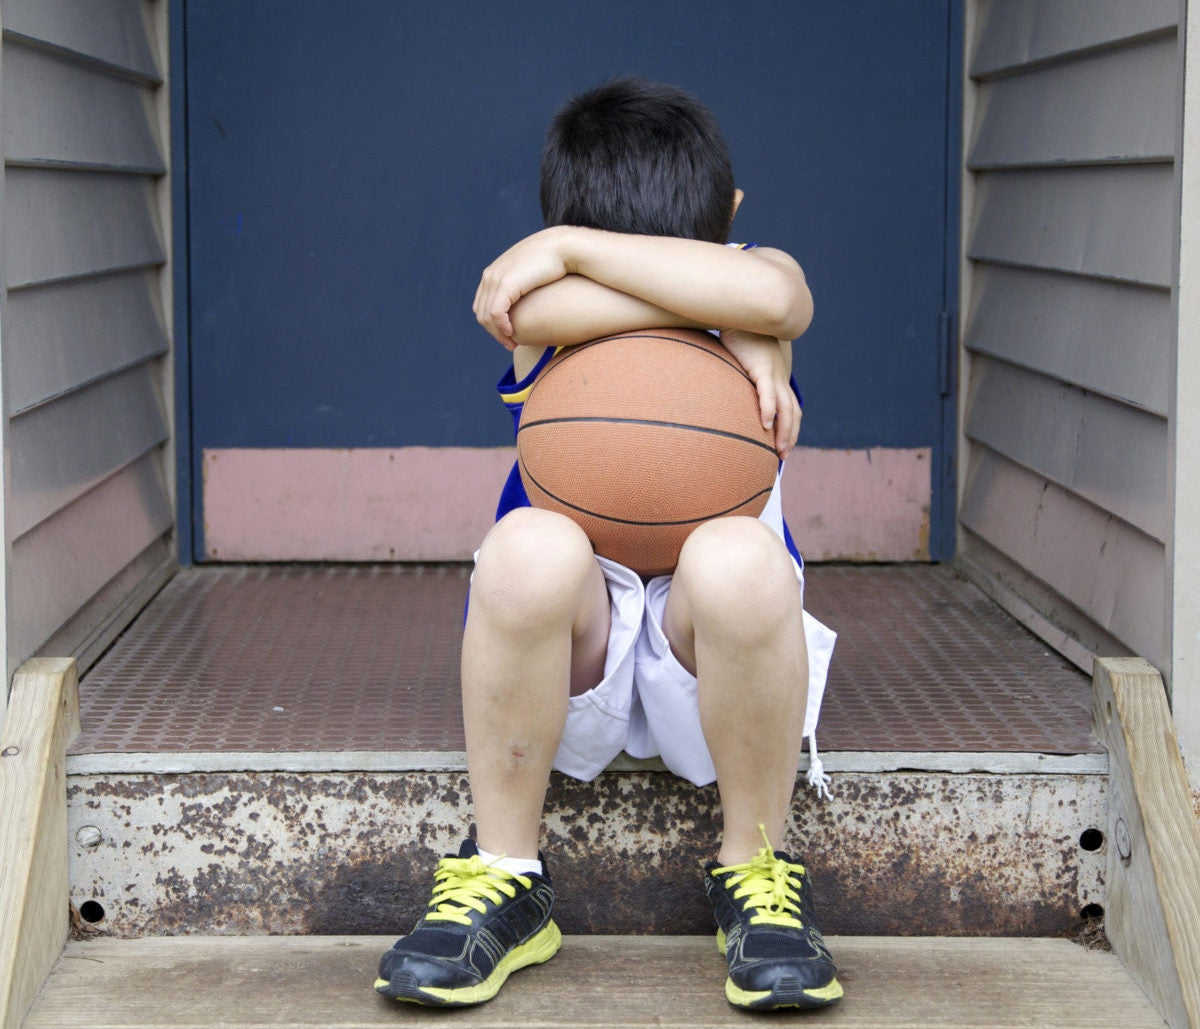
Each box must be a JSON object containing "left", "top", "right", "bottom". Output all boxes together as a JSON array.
[{"left": 24, "top": 934, "right": 1165, "bottom": 1028}]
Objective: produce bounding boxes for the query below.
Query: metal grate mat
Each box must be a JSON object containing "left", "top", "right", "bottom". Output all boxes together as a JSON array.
[{"left": 70, "top": 563, "right": 1099, "bottom": 756}]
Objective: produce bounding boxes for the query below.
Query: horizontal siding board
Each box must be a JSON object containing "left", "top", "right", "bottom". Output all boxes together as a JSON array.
[
  {"left": 964, "top": 264, "right": 1170, "bottom": 415},
  {"left": 958, "top": 531, "right": 1131, "bottom": 665},
  {"left": 9, "top": 453, "right": 172, "bottom": 663},
  {"left": 4, "top": 168, "right": 163, "bottom": 288},
  {"left": 9, "top": 363, "right": 168, "bottom": 540},
  {"left": 5, "top": 269, "right": 167, "bottom": 414},
  {"left": 968, "top": 164, "right": 1175, "bottom": 287},
  {"left": 3, "top": 0, "right": 159, "bottom": 82},
  {"left": 38, "top": 540, "right": 174, "bottom": 673},
  {"left": 969, "top": 35, "right": 1177, "bottom": 167},
  {"left": 971, "top": 0, "right": 1177, "bottom": 78},
  {"left": 3, "top": 38, "right": 164, "bottom": 172},
  {"left": 960, "top": 447, "right": 1165, "bottom": 665},
  {"left": 965, "top": 356, "right": 1168, "bottom": 541},
  {"left": 0, "top": 0, "right": 172, "bottom": 675}
]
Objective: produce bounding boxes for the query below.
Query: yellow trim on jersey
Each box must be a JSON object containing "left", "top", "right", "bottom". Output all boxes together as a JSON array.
[
  {"left": 499, "top": 382, "right": 536, "bottom": 406},
  {"left": 499, "top": 346, "right": 564, "bottom": 406}
]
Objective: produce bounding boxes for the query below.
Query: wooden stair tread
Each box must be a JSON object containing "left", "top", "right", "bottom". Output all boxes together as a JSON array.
[{"left": 24, "top": 934, "right": 1165, "bottom": 1028}]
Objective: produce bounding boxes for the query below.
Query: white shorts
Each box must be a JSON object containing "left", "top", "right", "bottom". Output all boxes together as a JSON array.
[
  {"left": 479, "top": 472, "right": 837, "bottom": 789},
  {"left": 554, "top": 554, "right": 837, "bottom": 788}
]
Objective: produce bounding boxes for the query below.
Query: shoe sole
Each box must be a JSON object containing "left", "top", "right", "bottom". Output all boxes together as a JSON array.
[
  {"left": 715, "top": 930, "right": 843, "bottom": 1010},
  {"left": 374, "top": 920, "right": 562, "bottom": 1007},
  {"left": 725, "top": 974, "right": 844, "bottom": 1010}
]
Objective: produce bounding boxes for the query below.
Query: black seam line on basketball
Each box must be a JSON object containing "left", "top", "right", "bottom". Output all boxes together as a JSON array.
[
  {"left": 519, "top": 416, "right": 778, "bottom": 456},
  {"left": 519, "top": 461, "right": 776, "bottom": 528},
  {"left": 553, "top": 332, "right": 754, "bottom": 385}
]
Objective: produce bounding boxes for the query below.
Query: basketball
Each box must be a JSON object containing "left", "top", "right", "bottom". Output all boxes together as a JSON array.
[{"left": 516, "top": 329, "right": 779, "bottom": 576}]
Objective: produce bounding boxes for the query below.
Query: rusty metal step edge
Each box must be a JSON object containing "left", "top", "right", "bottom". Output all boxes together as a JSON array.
[
  {"left": 65, "top": 764, "right": 1109, "bottom": 939},
  {"left": 65, "top": 748, "right": 1109, "bottom": 776}
]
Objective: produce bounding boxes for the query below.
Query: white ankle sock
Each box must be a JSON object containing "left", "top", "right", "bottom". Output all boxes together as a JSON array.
[{"left": 476, "top": 846, "right": 543, "bottom": 877}]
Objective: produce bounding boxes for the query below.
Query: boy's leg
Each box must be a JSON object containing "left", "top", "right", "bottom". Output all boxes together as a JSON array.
[
  {"left": 662, "top": 516, "right": 808, "bottom": 866},
  {"left": 662, "top": 515, "right": 841, "bottom": 1010},
  {"left": 462, "top": 506, "right": 611, "bottom": 859},
  {"left": 376, "top": 507, "right": 610, "bottom": 1007}
]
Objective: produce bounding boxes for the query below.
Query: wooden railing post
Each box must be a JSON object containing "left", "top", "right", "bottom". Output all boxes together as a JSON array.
[
  {"left": 1094, "top": 656, "right": 1200, "bottom": 1029},
  {"left": 0, "top": 658, "right": 80, "bottom": 1029}
]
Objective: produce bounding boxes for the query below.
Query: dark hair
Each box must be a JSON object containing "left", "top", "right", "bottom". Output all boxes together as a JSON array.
[{"left": 539, "top": 77, "right": 736, "bottom": 244}]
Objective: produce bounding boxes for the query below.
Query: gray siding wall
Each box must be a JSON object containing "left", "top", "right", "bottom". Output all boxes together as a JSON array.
[
  {"left": 1, "top": 0, "right": 174, "bottom": 686},
  {"left": 959, "top": 0, "right": 1180, "bottom": 671}
]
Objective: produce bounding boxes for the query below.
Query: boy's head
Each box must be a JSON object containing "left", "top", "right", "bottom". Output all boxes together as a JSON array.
[{"left": 540, "top": 76, "right": 736, "bottom": 244}]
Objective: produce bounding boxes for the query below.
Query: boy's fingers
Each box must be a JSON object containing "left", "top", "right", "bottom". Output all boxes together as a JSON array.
[
  {"left": 780, "top": 397, "right": 801, "bottom": 457},
  {"left": 755, "top": 379, "right": 776, "bottom": 431},
  {"left": 770, "top": 387, "right": 798, "bottom": 459},
  {"left": 488, "top": 299, "right": 515, "bottom": 340},
  {"left": 754, "top": 379, "right": 793, "bottom": 460},
  {"left": 476, "top": 300, "right": 510, "bottom": 337},
  {"left": 777, "top": 411, "right": 793, "bottom": 459},
  {"left": 472, "top": 279, "right": 518, "bottom": 346}
]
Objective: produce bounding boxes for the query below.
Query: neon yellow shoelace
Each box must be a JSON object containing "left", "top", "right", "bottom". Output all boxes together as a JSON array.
[
  {"left": 424, "top": 854, "right": 531, "bottom": 926},
  {"left": 711, "top": 826, "right": 807, "bottom": 929}
]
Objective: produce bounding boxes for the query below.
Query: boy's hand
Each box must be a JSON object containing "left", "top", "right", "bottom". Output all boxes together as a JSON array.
[
  {"left": 720, "top": 329, "right": 801, "bottom": 460},
  {"left": 474, "top": 228, "right": 573, "bottom": 349}
]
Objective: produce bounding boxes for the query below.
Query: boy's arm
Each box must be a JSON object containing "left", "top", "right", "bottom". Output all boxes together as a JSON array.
[
  {"left": 474, "top": 226, "right": 813, "bottom": 349},
  {"left": 508, "top": 275, "right": 706, "bottom": 348},
  {"left": 720, "top": 329, "right": 801, "bottom": 458},
  {"left": 509, "top": 281, "right": 802, "bottom": 458}
]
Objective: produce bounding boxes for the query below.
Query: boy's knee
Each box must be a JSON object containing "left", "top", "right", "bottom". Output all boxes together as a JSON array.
[
  {"left": 675, "top": 517, "right": 799, "bottom": 621},
  {"left": 678, "top": 516, "right": 791, "bottom": 582},
  {"left": 473, "top": 508, "right": 598, "bottom": 621}
]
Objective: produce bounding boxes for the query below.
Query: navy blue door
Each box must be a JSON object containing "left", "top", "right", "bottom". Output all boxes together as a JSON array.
[{"left": 178, "top": 0, "right": 959, "bottom": 560}]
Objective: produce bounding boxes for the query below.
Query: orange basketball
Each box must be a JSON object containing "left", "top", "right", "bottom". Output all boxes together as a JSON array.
[{"left": 517, "top": 329, "right": 779, "bottom": 576}]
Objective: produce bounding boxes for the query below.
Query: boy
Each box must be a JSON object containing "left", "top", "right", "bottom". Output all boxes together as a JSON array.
[{"left": 376, "top": 77, "right": 841, "bottom": 1012}]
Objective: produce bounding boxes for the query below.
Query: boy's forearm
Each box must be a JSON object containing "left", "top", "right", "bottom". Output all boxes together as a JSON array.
[
  {"left": 555, "top": 227, "right": 813, "bottom": 341},
  {"left": 509, "top": 275, "right": 705, "bottom": 348}
]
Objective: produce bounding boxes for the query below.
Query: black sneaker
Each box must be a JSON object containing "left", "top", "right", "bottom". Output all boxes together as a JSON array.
[
  {"left": 375, "top": 839, "right": 561, "bottom": 1007},
  {"left": 704, "top": 828, "right": 843, "bottom": 1010}
]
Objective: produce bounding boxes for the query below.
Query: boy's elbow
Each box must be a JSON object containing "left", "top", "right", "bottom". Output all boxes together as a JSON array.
[
  {"left": 761, "top": 274, "right": 813, "bottom": 340},
  {"left": 508, "top": 297, "right": 556, "bottom": 347},
  {"left": 750, "top": 251, "right": 813, "bottom": 339},
  {"left": 507, "top": 307, "right": 535, "bottom": 346},
  {"left": 508, "top": 278, "right": 594, "bottom": 347},
  {"left": 768, "top": 288, "right": 812, "bottom": 340},
  {"left": 788, "top": 293, "right": 814, "bottom": 339}
]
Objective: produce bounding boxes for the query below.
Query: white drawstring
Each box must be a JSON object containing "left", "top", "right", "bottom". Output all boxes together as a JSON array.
[{"left": 805, "top": 732, "right": 832, "bottom": 799}]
